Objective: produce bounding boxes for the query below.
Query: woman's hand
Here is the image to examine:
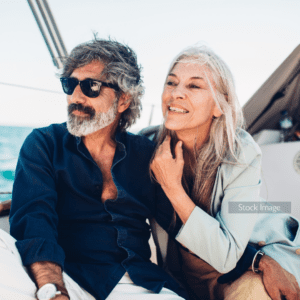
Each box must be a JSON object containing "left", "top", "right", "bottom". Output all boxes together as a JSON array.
[
  {"left": 151, "top": 135, "right": 195, "bottom": 224},
  {"left": 150, "top": 135, "right": 184, "bottom": 193}
]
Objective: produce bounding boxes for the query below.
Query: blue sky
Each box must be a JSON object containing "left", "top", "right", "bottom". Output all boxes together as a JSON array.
[{"left": 1, "top": 0, "right": 300, "bottom": 130}]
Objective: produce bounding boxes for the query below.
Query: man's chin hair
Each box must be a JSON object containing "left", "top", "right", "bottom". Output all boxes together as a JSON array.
[
  {"left": 67, "top": 101, "right": 118, "bottom": 137},
  {"left": 67, "top": 118, "right": 101, "bottom": 137}
]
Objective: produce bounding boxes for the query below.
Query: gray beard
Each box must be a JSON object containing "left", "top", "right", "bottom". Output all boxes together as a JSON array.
[{"left": 67, "top": 100, "right": 118, "bottom": 137}]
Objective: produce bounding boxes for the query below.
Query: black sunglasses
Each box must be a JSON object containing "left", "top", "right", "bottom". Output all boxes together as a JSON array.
[{"left": 60, "top": 77, "right": 120, "bottom": 98}]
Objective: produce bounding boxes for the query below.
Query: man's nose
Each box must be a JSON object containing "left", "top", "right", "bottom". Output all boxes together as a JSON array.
[{"left": 69, "top": 84, "right": 86, "bottom": 104}]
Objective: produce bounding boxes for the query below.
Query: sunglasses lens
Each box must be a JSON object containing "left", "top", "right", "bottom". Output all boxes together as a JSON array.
[
  {"left": 60, "top": 78, "right": 103, "bottom": 98},
  {"left": 80, "top": 80, "right": 101, "bottom": 98},
  {"left": 61, "top": 78, "right": 78, "bottom": 95}
]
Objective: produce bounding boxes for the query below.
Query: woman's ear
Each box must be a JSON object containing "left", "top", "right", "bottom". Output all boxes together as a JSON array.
[
  {"left": 213, "top": 94, "right": 227, "bottom": 118},
  {"left": 213, "top": 105, "right": 223, "bottom": 118},
  {"left": 117, "top": 93, "right": 131, "bottom": 113}
]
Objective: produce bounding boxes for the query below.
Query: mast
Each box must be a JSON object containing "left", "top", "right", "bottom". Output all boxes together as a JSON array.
[{"left": 27, "top": 0, "right": 68, "bottom": 69}]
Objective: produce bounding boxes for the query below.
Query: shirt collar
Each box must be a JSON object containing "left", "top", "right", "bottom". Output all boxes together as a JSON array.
[
  {"left": 73, "top": 128, "right": 127, "bottom": 164},
  {"left": 74, "top": 128, "right": 125, "bottom": 147}
]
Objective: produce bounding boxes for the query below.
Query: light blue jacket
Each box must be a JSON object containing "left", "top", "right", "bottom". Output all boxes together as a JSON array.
[{"left": 152, "top": 129, "right": 300, "bottom": 284}]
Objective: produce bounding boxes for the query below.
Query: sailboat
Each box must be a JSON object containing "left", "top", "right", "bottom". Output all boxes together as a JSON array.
[{"left": 1, "top": 0, "right": 299, "bottom": 250}]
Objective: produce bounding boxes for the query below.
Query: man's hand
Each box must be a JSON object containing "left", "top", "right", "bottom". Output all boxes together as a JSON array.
[
  {"left": 259, "top": 255, "right": 300, "bottom": 300},
  {"left": 29, "top": 261, "right": 69, "bottom": 300}
]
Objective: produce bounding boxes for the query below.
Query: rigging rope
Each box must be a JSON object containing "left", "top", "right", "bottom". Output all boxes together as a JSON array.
[{"left": 0, "top": 81, "right": 62, "bottom": 94}]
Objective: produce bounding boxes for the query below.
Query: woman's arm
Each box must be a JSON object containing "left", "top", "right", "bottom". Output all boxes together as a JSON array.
[
  {"left": 151, "top": 136, "right": 300, "bottom": 298},
  {"left": 151, "top": 136, "right": 261, "bottom": 273},
  {"left": 150, "top": 136, "right": 195, "bottom": 223}
]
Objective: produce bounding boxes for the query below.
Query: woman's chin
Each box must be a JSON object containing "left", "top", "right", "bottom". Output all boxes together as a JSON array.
[
  {"left": 164, "top": 122, "right": 182, "bottom": 132},
  {"left": 164, "top": 120, "right": 174, "bottom": 129},
  {"left": 164, "top": 115, "right": 190, "bottom": 132}
]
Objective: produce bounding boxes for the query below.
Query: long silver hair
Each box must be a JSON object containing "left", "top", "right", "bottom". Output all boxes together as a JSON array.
[{"left": 155, "top": 45, "right": 245, "bottom": 210}]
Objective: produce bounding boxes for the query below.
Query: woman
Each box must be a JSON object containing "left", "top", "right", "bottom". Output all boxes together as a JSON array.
[{"left": 150, "top": 46, "right": 300, "bottom": 300}]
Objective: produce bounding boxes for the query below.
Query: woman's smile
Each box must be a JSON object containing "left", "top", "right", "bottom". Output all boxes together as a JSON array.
[
  {"left": 167, "top": 104, "right": 189, "bottom": 114},
  {"left": 162, "top": 62, "right": 221, "bottom": 136}
]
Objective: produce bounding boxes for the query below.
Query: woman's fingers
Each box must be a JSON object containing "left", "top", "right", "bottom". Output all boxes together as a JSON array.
[
  {"left": 175, "top": 141, "right": 184, "bottom": 163},
  {"left": 156, "top": 137, "right": 184, "bottom": 169},
  {"left": 157, "top": 135, "right": 172, "bottom": 158},
  {"left": 151, "top": 136, "right": 184, "bottom": 191},
  {"left": 161, "top": 135, "right": 172, "bottom": 153}
]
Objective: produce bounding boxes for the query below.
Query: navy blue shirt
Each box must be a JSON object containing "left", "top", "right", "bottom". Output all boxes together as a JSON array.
[{"left": 10, "top": 123, "right": 186, "bottom": 299}]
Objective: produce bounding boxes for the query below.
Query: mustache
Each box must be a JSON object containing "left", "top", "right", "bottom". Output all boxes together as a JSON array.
[{"left": 68, "top": 103, "right": 95, "bottom": 118}]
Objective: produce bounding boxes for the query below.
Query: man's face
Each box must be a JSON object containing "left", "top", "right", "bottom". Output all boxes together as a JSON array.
[{"left": 66, "top": 60, "right": 119, "bottom": 137}]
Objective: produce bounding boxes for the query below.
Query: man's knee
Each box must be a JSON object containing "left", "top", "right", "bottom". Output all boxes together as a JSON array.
[
  {"left": 0, "top": 229, "right": 23, "bottom": 263},
  {"left": 0, "top": 230, "right": 37, "bottom": 298},
  {"left": 224, "top": 271, "right": 271, "bottom": 300}
]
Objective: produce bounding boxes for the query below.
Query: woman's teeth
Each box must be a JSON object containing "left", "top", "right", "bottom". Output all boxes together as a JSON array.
[{"left": 168, "top": 106, "right": 188, "bottom": 113}]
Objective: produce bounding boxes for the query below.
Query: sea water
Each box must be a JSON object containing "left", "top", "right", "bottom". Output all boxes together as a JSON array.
[{"left": 0, "top": 126, "right": 34, "bottom": 202}]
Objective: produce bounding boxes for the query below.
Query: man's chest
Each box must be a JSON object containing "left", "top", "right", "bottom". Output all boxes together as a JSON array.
[
  {"left": 54, "top": 143, "right": 157, "bottom": 220},
  {"left": 93, "top": 154, "right": 118, "bottom": 203}
]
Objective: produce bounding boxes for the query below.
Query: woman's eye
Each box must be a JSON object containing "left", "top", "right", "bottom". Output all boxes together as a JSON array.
[
  {"left": 166, "top": 81, "right": 176, "bottom": 86},
  {"left": 189, "top": 84, "right": 200, "bottom": 89}
]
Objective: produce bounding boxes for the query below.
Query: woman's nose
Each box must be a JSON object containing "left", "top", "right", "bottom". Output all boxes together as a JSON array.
[{"left": 171, "top": 84, "right": 186, "bottom": 99}]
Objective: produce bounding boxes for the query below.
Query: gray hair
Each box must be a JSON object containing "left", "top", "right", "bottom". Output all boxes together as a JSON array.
[
  {"left": 61, "top": 36, "right": 144, "bottom": 131},
  {"left": 155, "top": 45, "right": 245, "bottom": 210},
  {"left": 168, "top": 45, "right": 245, "bottom": 155}
]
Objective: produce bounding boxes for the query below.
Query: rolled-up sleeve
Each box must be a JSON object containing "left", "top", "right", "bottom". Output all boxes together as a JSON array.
[
  {"left": 176, "top": 144, "right": 262, "bottom": 273},
  {"left": 10, "top": 129, "right": 65, "bottom": 268}
]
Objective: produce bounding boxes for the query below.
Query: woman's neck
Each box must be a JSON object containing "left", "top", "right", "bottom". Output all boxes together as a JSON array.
[{"left": 175, "top": 126, "right": 209, "bottom": 155}]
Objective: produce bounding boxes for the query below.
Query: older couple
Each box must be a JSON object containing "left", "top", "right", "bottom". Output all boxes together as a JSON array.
[{"left": 0, "top": 38, "right": 299, "bottom": 300}]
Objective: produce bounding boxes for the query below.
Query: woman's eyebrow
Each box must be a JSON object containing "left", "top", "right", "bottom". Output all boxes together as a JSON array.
[
  {"left": 168, "top": 73, "right": 176, "bottom": 77},
  {"left": 167, "top": 74, "right": 205, "bottom": 82},
  {"left": 190, "top": 76, "right": 205, "bottom": 80}
]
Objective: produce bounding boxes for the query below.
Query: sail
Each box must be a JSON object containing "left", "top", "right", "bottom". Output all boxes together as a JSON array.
[{"left": 244, "top": 45, "right": 300, "bottom": 135}]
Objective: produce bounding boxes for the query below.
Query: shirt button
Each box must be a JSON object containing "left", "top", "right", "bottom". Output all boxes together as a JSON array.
[
  {"left": 258, "top": 241, "right": 266, "bottom": 247},
  {"left": 295, "top": 249, "right": 300, "bottom": 255}
]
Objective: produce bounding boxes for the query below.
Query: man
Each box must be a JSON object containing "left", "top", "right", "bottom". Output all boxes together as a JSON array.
[
  {"left": 2, "top": 37, "right": 297, "bottom": 300},
  {"left": 4, "top": 38, "right": 186, "bottom": 300}
]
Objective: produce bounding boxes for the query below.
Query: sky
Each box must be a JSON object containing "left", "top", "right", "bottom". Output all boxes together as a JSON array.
[{"left": 0, "top": 0, "right": 300, "bottom": 131}]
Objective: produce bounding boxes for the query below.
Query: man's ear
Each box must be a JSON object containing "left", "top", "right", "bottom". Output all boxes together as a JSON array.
[{"left": 117, "top": 93, "right": 131, "bottom": 113}]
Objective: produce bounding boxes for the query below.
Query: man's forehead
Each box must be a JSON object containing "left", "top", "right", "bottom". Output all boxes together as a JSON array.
[{"left": 71, "top": 61, "right": 106, "bottom": 79}]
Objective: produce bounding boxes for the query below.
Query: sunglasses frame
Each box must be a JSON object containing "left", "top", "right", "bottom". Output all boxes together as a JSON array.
[{"left": 60, "top": 77, "right": 120, "bottom": 98}]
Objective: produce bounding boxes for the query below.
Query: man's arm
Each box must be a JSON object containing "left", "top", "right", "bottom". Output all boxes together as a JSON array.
[
  {"left": 219, "top": 249, "right": 300, "bottom": 299},
  {"left": 29, "top": 262, "right": 69, "bottom": 299},
  {"left": 258, "top": 255, "right": 300, "bottom": 299},
  {"left": 10, "top": 129, "right": 68, "bottom": 299}
]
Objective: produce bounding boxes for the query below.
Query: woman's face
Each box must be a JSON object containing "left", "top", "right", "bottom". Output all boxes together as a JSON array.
[{"left": 162, "top": 62, "right": 222, "bottom": 136}]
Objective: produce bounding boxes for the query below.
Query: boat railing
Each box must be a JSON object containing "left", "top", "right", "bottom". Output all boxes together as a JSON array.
[{"left": 0, "top": 193, "right": 11, "bottom": 217}]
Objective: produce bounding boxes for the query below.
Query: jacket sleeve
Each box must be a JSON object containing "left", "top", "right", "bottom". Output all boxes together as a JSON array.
[
  {"left": 217, "top": 244, "right": 257, "bottom": 283},
  {"left": 9, "top": 129, "right": 65, "bottom": 268},
  {"left": 175, "top": 142, "right": 262, "bottom": 273}
]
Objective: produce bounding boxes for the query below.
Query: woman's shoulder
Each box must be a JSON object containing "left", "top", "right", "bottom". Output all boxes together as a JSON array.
[
  {"left": 218, "top": 129, "right": 262, "bottom": 187},
  {"left": 235, "top": 128, "right": 262, "bottom": 165}
]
